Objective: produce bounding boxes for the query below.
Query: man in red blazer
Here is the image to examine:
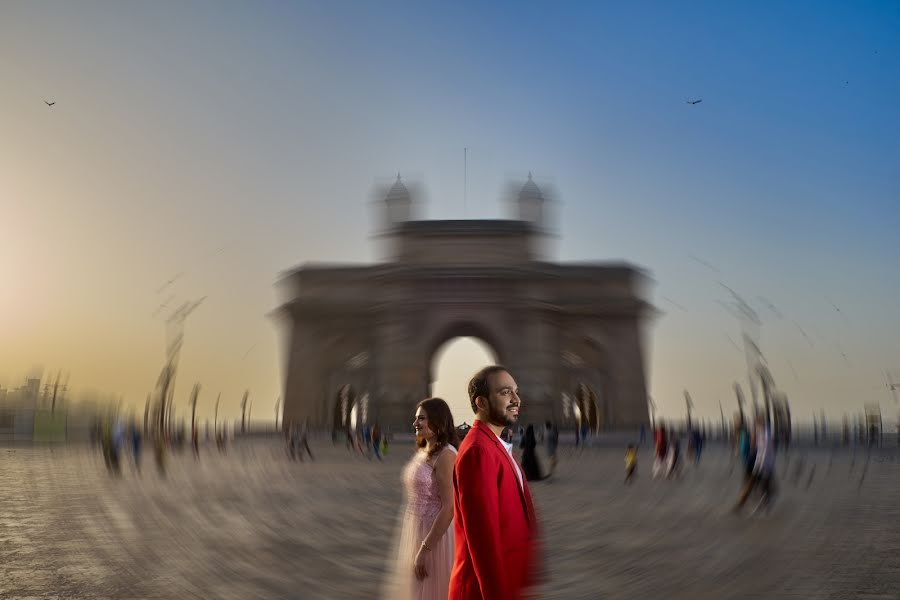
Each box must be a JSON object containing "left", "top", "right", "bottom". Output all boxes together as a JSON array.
[{"left": 449, "top": 365, "right": 539, "bottom": 600}]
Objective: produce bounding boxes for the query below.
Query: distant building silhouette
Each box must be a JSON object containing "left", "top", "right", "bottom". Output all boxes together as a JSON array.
[{"left": 277, "top": 174, "right": 653, "bottom": 434}]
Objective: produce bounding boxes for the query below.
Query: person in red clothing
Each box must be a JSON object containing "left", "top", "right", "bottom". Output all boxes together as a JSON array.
[
  {"left": 652, "top": 422, "right": 668, "bottom": 479},
  {"left": 449, "top": 365, "right": 539, "bottom": 600}
]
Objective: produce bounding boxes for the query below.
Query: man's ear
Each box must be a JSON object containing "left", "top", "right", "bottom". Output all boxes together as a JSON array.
[{"left": 475, "top": 396, "right": 486, "bottom": 411}]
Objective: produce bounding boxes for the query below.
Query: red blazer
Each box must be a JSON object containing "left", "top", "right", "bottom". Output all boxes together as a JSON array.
[{"left": 449, "top": 420, "right": 539, "bottom": 600}]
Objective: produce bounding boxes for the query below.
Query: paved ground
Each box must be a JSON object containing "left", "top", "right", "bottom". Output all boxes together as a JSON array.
[{"left": 1, "top": 438, "right": 898, "bottom": 599}]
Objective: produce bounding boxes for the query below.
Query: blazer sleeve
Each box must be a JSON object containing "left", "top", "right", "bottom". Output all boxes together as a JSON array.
[{"left": 455, "top": 444, "right": 512, "bottom": 600}]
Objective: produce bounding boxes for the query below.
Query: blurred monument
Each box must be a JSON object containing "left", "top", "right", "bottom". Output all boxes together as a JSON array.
[{"left": 276, "top": 174, "right": 653, "bottom": 433}]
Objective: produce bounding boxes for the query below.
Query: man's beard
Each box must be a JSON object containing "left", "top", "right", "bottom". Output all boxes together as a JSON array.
[{"left": 486, "top": 398, "right": 519, "bottom": 428}]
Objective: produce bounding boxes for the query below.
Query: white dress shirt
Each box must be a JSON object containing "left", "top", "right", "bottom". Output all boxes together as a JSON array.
[{"left": 495, "top": 430, "right": 524, "bottom": 489}]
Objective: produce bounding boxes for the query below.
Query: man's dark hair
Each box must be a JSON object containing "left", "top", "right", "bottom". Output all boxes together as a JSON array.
[{"left": 468, "top": 365, "right": 509, "bottom": 413}]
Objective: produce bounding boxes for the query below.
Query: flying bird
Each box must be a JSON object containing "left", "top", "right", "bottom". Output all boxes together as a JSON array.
[
  {"left": 156, "top": 272, "right": 185, "bottom": 294},
  {"left": 881, "top": 370, "right": 900, "bottom": 401},
  {"left": 44, "top": 100, "right": 55, "bottom": 107},
  {"left": 686, "top": 99, "right": 702, "bottom": 105},
  {"left": 826, "top": 297, "right": 848, "bottom": 321},
  {"left": 836, "top": 341, "right": 851, "bottom": 367}
]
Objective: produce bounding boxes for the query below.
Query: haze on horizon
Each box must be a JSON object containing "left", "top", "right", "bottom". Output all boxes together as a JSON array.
[{"left": 2, "top": 1, "right": 899, "bottom": 428}]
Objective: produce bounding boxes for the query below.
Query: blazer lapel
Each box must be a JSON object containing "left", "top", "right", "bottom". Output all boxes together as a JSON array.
[
  {"left": 473, "top": 421, "right": 531, "bottom": 525},
  {"left": 522, "top": 479, "right": 537, "bottom": 530}
]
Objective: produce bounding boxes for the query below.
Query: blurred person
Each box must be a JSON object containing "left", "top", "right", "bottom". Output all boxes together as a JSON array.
[
  {"left": 345, "top": 427, "right": 354, "bottom": 452},
  {"left": 174, "top": 423, "right": 185, "bottom": 452},
  {"left": 652, "top": 423, "right": 668, "bottom": 478},
  {"left": 154, "top": 429, "right": 166, "bottom": 473},
  {"left": 841, "top": 416, "right": 850, "bottom": 446},
  {"left": 624, "top": 443, "right": 637, "bottom": 484},
  {"left": 519, "top": 424, "right": 543, "bottom": 482},
  {"left": 297, "top": 418, "right": 313, "bottom": 461},
  {"left": 101, "top": 419, "right": 118, "bottom": 474},
  {"left": 287, "top": 422, "right": 299, "bottom": 460},
  {"left": 216, "top": 428, "right": 226, "bottom": 453},
  {"left": 385, "top": 398, "right": 458, "bottom": 599},
  {"left": 734, "top": 414, "right": 777, "bottom": 514},
  {"left": 544, "top": 420, "right": 559, "bottom": 476},
  {"left": 449, "top": 366, "right": 539, "bottom": 600},
  {"left": 131, "top": 423, "right": 142, "bottom": 472},
  {"left": 91, "top": 418, "right": 100, "bottom": 447},
  {"left": 372, "top": 421, "right": 383, "bottom": 461},
  {"left": 284, "top": 421, "right": 294, "bottom": 458},
  {"left": 751, "top": 417, "right": 777, "bottom": 512},
  {"left": 687, "top": 428, "right": 696, "bottom": 461},
  {"left": 667, "top": 436, "right": 681, "bottom": 479},
  {"left": 737, "top": 418, "right": 755, "bottom": 480},
  {"left": 103, "top": 416, "right": 125, "bottom": 474},
  {"left": 692, "top": 428, "right": 703, "bottom": 465},
  {"left": 113, "top": 417, "right": 125, "bottom": 460},
  {"left": 191, "top": 422, "right": 199, "bottom": 457}
]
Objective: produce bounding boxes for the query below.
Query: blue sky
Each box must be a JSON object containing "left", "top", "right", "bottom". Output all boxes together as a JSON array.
[{"left": 2, "top": 1, "right": 898, "bottom": 425}]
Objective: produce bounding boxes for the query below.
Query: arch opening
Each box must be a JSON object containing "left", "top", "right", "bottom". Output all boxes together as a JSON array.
[
  {"left": 430, "top": 337, "right": 499, "bottom": 428},
  {"left": 349, "top": 401, "right": 359, "bottom": 431},
  {"left": 332, "top": 384, "right": 356, "bottom": 434},
  {"left": 575, "top": 382, "right": 602, "bottom": 433}
]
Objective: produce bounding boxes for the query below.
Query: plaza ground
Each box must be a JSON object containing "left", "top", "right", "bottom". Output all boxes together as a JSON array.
[{"left": 1, "top": 437, "right": 898, "bottom": 599}]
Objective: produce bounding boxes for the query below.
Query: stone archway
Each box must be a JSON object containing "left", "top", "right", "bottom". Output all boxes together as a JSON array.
[
  {"left": 278, "top": 194, "right": 652, "bottom": 432},
  {"left": 561, "top": 391, "right": 574, "bottom": 423},
  {"left": 428, "top": 330, "right": 501, "bottom": 426},
  {"left": 575, "top": 382, "right": 601, "bottom": 433},
  {"left": 425, "top": 320, "right": 508, "bottom": 386},
  {"left": 559, "top": 332, "right": 616, "bottom": 429}
]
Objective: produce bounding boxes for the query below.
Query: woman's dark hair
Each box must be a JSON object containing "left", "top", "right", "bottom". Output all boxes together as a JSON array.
[{"left": 416, "top": 397, "right": 460, "bottom": 460}]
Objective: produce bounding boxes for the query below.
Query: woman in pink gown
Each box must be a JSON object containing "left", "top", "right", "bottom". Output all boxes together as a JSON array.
[{"left": 384, "top": 397, "right": 459, "bottom": 600}]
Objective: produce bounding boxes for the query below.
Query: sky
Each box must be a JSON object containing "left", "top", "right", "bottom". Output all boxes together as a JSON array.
[{"left": 2, "top": 1, "right": 899, "bottom": 429}]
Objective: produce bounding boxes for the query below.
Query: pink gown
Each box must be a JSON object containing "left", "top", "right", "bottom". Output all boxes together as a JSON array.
[{"left": 384, "top": 446, "right": 456, "bottom": 600}]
